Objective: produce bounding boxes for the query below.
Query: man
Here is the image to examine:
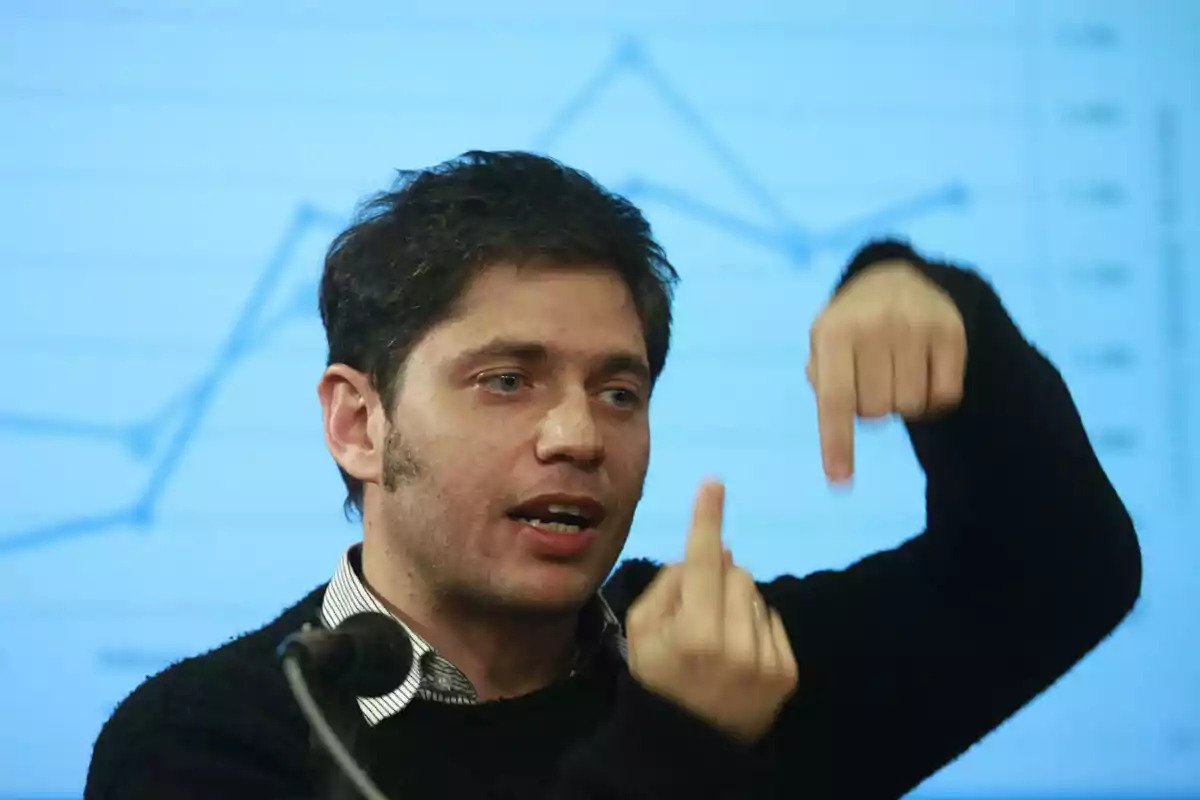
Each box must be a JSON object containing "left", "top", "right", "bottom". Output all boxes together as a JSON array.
[{"left": 85, "top": 151, "right": 1141, "bottom": 799}]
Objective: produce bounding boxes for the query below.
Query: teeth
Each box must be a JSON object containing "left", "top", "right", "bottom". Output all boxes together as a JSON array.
[
  {"left": 547, "top": 504, "right": 585, "bottom": 517},
  {"left": 517, "top": 517, "right": 584, "bottom": 533}
]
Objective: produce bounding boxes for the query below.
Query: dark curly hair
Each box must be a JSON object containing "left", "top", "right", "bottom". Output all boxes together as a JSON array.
[{"left": 319, "top": 150, "right": 679, "bottom": 517}]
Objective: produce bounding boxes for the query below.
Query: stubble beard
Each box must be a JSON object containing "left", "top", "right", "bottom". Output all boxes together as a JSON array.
[
  {"left": 378, "top": 425, "right": 619, "bottom": 620},
  {"left": 382, "top": 427, "right": 421, "bottom": 491},
  {"left": 379, "top": 426, "right": 513, "bottom": 613}
]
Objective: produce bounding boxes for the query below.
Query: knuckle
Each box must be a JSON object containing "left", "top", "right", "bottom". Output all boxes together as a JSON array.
[
  {"left": 772, "top": 650, "right": 798, "bottom": 679},
  {"left": 861, "top": 315, "right": 896, "bottom": 341},
  {"left": 758, "top": 658, "right": 796, "bottom": 694},
  {"left": 759, "top": 663, "right": 787, "bottom": 690},
  {"left": 675, "top": 629, "right": 721, "bottom": 662},
  {"left": 784, "top": 661, "right": 800, "bottom": 686},
  {"left": 719, "top": 640, "right": 758, "bottom": 676},
  {"left": 894, "top": 392, "right": 927, "bottom": 417},
  {"left": 780, "top": 646, "right": 799, "bottom": 677},
  {"left": 726, "top": 567, "right": 755, "bottom": 593},
  {"left": 930, "top": 382, "right": 963, "bottom": 408},
  {"left": 857, "top": 397, "right": 891, "bottom": 418},
  {"left": 779, "top": 666, "right": 800, "bottom": 694},
  {"left": 726, "top": 653, "right": 759, "bottom": 680},
  {"left": 811, "top": 315, "right": 850, "bottom": 343},
  {"left": 934, "top": 324, "right": 966, "bottom": 355},
  {"left": 942, "top": 311, "right": 966, "bottom": 338},
  {"left": 912, "top": 316, "right": 942, "bottom": 340}
]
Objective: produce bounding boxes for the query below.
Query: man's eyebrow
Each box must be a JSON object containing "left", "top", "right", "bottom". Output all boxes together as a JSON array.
[
  {"left": 456, "top": 338, "right": 550, "bottom": 365},
  {"left": 456, "top": 338, "right": 650, "bottom": 383},
  {"left": 596, "top": 353, "right": 651, "bottom": 385}
]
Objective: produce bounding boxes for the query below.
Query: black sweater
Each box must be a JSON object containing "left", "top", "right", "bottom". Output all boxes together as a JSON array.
[{"left": 83, "top": 242, "right": 1142, "bottom": 799}]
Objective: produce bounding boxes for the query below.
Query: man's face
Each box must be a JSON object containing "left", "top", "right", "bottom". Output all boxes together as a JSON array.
[{"left": 377, "top": 263, "right": 652, "bottom": 613}]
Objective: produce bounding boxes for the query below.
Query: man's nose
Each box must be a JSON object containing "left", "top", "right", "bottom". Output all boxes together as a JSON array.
[{"left": 534, "top": 389, "right": 605, "bottom": 468}]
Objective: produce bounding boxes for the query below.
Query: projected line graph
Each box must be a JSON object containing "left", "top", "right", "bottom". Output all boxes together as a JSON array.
[
  {"left": 537, "top": 39, "right": 797, "bottom": 231},
  {"left": 536, "top": 38, "right": 968, "bottom": 264},
  {"left": 0, "top": 36, "right": 969, "bottom": 557},
  {"left": 0, "top": 203, "right": 345, "bottom": 555}
]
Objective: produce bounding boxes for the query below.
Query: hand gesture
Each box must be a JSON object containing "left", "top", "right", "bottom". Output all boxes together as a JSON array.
[
  {"left": 625, "top": 481, "right": 798, "bottom": 744},
  {"left": 808, "top": 261, "right": 966, "bottom": 482}
]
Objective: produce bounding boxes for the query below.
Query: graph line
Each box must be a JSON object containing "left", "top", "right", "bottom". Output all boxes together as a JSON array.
[
  {"left": 619, "top": 177, "right": 788, "bottom": 254},
  {"left": 621, "top": 176, "right": 968, "bottom": 264},
  {"left": 0, "top": 36, "right": 967, "bottom": 555},
  {"left": 534, "top": 37, "right": 795, "bottom": 231},
  {"left": 0, "top": 206, "right": 345, "bottom": 555},
  {"left": 626, "top": 40, "right": 794, "bottom": 230},
  {"left": 531, "top": 42, "right": 630, "bottom": 154}
]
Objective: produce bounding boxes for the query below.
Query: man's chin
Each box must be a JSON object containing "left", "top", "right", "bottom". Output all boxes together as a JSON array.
[{"left": 490, "top": 565, "right": 602, "bottom": 615}]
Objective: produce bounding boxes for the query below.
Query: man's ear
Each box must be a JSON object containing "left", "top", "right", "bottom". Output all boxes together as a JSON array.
[{"left": 317, "top": 364, "right": 388, "bottom": 486}]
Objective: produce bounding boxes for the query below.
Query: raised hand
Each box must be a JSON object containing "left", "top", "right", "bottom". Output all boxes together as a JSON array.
[
  {"left": 807, "top": 260, "right": 966, "bottom": 483},
  {"left": 625, "top": 481, "right": 798, "bottom": 743}
]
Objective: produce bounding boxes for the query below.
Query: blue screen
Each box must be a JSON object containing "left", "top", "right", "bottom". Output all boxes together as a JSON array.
[{"left": 1, "top": 1, "right": 1198, "bottom": 796}]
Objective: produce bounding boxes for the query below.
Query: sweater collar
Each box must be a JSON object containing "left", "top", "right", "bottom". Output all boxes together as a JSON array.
[{"left": 319, "top": 543, "right": 628, "bottom": 726}]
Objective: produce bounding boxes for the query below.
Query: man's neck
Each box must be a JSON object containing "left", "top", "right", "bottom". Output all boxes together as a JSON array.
[{"left": 359, "top": 542, "right": 579, "bottom": 702}]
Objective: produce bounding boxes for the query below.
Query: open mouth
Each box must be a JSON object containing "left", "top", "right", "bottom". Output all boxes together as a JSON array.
[{"left": 506, "top": 497, "right": 605, "bottom": 534}]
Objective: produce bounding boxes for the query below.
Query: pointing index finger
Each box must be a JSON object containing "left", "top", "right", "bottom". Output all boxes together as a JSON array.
[{"left": 814, "top": 333, "right": 856, "bottom": 483}]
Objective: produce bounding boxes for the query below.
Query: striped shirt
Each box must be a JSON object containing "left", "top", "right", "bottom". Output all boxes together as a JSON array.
[{"left": 319, "top": 544, "right": 629, "bottom": 726}]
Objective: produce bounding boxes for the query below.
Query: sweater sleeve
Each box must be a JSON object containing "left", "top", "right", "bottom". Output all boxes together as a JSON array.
[
  {"left": 551, "top": 672, "right": 764, "bottom": 799},
  {"left": 86, "top": 730, "right": 314, "bottom": 800},
  {"left": 753, "top": 240, "right": 1142, "bottom": 797},
  {"left": 84, "top": 658, "right": 316, "bottom": 800}
]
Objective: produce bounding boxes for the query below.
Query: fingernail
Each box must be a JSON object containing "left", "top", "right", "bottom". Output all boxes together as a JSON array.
[{"left": 829, "top": 475, "right": 854, "bottom": 491}]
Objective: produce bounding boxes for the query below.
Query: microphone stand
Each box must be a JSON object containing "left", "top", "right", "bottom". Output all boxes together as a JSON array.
[{"left": 280, "top": 627, "right": 393, "bottom": 800}]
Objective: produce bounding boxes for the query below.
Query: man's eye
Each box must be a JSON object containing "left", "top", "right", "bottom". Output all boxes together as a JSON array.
[
  {"left": 481, "top": 373, "right": 527, "bottom": 393},
  {"left": 601, "top": 387, "right": 642, "bottom": 409}
]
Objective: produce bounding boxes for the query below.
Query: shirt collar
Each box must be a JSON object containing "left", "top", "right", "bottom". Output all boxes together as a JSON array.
[{"left": 318, "top": 543, "right": 628, "bottom": 726}]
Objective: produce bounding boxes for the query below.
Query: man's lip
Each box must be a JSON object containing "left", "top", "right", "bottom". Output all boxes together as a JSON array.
[
  {"left": 506, "top": 493, "right": 608, "bottom": 526},
  {"left": 511, "top": 518, "right": 597, "bottom": 559}
]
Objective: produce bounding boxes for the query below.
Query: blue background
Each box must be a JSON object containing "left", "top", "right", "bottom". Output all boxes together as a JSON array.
[{"left": 1, "top": 1, "right": 1198, "bottom": 796}]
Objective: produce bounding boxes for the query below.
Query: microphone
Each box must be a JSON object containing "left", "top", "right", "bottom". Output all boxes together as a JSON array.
[
  {"left": 279, "top": 612, "right": 414, "bottom": 800},
  {"left": 281, "top": 612, "right": 415, "bottom": 697}
]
